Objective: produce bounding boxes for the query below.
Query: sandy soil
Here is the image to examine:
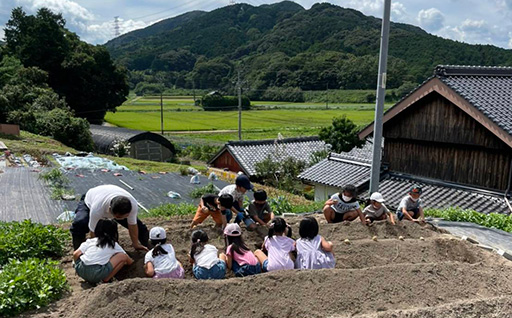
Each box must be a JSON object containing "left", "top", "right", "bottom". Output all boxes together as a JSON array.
[{"left": 21, "top": 215, "right": 512, "bottom": 318}]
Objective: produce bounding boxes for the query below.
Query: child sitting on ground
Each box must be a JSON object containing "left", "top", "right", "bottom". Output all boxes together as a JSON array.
[
  {"left": 295, "top": 217, "right": 335, "bottom": 270},
  {"left": 144, "top": 227, "right": 184, "bottom": 279},
  {"left": 255, "top": 217, "right": 295, "bottom": 272},
  {"left": 190, "top": 193, "right": 233, "bottom": 229},
  {"left": 397, "top": 185, "right": 424, "bottom": 222},
  {"left": 190, "top": 229, "right": 227, "bottom": 280},
  {"left": 219, "top": 174, "right": 253, "bottom": 226},
  {"left": 224, "top": 223, "right": 261, "bottom": 277},
  {"left": 363, "top": 192, "right": 395, "bottom": 225},
  {"left": 247, "top": 189, "right": 274, "bottom": 227},
  {"left": 323, "top": 184, "right": 367, "bottom": 224},
  {"left": 73, "top": 219, "right": 133, "bottom": 284}
]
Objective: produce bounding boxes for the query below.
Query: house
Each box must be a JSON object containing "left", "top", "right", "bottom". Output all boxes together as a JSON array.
[
  {"left": 208, "top": 136, "right": 328, "bottom": 178},
  {"left": 90, "top": 125, "right": 175, "bottom": 162},
  {"left": 300, "top": 65, "right": 512, "bottom": 214}
]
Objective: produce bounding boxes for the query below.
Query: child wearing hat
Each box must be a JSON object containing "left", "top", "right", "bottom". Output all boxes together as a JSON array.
[
  {"left": 396, "top": 185, "right": 424, "bottom": 222},
  {"left": 224, "top": 223, "right": 261, "bottom": 277},
  {"left": 363, "top": 192, "right": 395, "bottom": 224},
  {"left": 144, "top": 227, "right": 184, "bottom": 279}
]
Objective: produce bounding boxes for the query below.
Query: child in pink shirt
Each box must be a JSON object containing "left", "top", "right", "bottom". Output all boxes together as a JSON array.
[
  {"left": 224, "top": 224, "right": 261, "bottom": 277},
  {"left": 255, "top": 217, "right": 295, "bottom": 272}
]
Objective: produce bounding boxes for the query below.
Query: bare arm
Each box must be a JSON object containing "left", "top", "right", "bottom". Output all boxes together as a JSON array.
[
  {"left": 320, "top": 236, "right": 333, "bottom": 252},
  {"left": 252, "top": 215, "right": 267, "bottom": 226},
  {"left": 72, "top": 249, "right": 83, "bottom": 261},
  {"left": 226, "top": 254, "right": 233, "bottom": 269},
  {"left": 128, "top": 224, "right": 148, "bottom": 251},
  {"left": 418, "top": 207, "right": 425, "bottom": 221},
  {"left": 357, "top": 208, "right": 367, "bottom": 224},
  {"left": 388, "top": 212, "right": 396, "bottom": 225},
  {"left": 144, "top": 262, "right": 155, "bottom": 277},
  {"left": 402, "top": 207, "right": 414, "bottom": 221}
]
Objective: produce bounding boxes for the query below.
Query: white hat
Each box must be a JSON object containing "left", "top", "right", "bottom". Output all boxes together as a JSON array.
[
  {"left": 370, "top": 192, "right": 385, "bottom": 203},
  {"left": 149, "top": 227, "right": 166, "bottom": 240}
]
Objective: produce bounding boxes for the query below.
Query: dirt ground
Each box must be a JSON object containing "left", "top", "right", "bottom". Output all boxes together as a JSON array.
[{"left": 22, "top": 214, "right": 512, "bottom": 318}]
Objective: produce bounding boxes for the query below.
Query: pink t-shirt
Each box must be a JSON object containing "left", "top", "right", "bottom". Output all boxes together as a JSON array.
[
  {"left": 226, "top": 244, "right": 258, "bottom": 266},
  {"left": 264, "top": 235, "right": 295, "bottom": 272}
]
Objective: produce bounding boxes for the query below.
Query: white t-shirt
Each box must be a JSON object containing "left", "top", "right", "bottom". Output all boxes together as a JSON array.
[
  {"left": 264, "top": 235, "right": 295, "bottom": 272},
  {"left": 85, "top": 185, "right": 138, "bottom": 231},
  {"left": 78, "top": 237, "right": 126, "bottom": 266},
  {"left": 363, "top": 203, "right": 390, "bottom": 219},
  {"left": 218, "top": 184, "right": 245, "bottom": 203},
  {"left": 295, "top": 235, "right": 335, "bottom": 270},
  {"left": 330, "top": 193, "right": 360, "bottom": 214},
  {"left": 144, "top": 244, "right": 179, "bottom": 274},
  {"left": 397, "top": 195, "right": 422, "bottom": 213},
  {"left": 194, "top": 244, "right": 221, "bottom": 269}
]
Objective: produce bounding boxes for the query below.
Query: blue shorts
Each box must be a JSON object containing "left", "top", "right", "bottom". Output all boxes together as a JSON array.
[
  {"left": 262, "top": 259, "right": 269, "bottom": 272},
  {"left": 232, "top": 260, "right": 261, "bottom": 277},
  {"left": 193, "top": 260, "right": 226, "bottom": 280}
]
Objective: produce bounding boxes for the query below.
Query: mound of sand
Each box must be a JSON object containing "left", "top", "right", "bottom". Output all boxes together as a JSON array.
[{"left": 25, "top": 215, "right": 512, "bottom": 318}]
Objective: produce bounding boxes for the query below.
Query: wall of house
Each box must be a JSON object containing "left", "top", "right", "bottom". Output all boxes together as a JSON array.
[
  {"left": 211, "top": 151, "right": 243, "bottom": 174},
  {"left": 314, "top": 183, "right": 339, "bottom": 202},
  {"left": 383, "top": 92, "right": 512, "bottom": 190},
  {"left": 130, "top": 140, "right": 173, "bottom": 162}
]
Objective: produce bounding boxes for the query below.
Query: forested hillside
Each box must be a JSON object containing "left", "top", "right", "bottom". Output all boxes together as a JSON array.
[{"left": 105, "top": 1, "right": 512, "bottom": 96}]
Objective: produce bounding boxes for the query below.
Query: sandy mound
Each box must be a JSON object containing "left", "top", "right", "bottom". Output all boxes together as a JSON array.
[{"left": 24, "top": 215, "right": 512, "bottom": 318}]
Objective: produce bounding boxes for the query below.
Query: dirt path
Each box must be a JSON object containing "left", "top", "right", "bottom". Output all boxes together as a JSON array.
[{"left": 23, "top": 215, "right": 512, "bottom": 318}]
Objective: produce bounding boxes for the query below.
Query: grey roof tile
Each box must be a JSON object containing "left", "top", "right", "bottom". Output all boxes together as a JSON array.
[
  {"left": 221, "top": 137, "right": 327, "bottom": 176},
  {"left": 434, "top": 65, "right": 512, "bottom": 137}
]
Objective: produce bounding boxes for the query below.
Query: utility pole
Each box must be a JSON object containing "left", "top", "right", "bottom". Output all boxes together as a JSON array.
[
  {"left": 160, "top": 91, "right": 164, "bottom": 135},
  {"left": 237, "top": 70, "right": 242, "bottom": 141},
  {"left": 369, "top": 0, "right": 391, "bottom": 194}
]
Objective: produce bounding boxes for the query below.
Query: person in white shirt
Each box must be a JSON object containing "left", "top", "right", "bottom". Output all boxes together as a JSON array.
[
  {"left": 73, "top": 219, "right": 133, "bottom": 284},
  {"left": 144, "top": 227, "right": 184, "bottom": 279},
  {"left": 189, "top": 229, "right": 227, "bottom": 279},
  {"left": 70, "top": 184, "right": 149, "bottom": 251}
]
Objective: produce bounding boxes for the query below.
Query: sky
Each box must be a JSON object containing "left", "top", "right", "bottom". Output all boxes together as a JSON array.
[{"left": 0, "top": 0, "right": 512, "bottom": 49}]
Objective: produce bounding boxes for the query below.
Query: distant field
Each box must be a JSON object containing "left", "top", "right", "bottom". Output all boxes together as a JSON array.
[{"left": 104, "top": 108, "right": 376, "bottom": 132}]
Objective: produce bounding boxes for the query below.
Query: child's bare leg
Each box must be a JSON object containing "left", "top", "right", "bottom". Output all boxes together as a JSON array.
[
  {"left": 254, "top": 249, "right": 268, "bottom": 265},
  {"left": 103, "top": 253, "right": 130, "bottom": 282},
  {"left": 323, "top": 206, "right": 336, "bottom": 223},
  {"left": 343, "top": 210, "right": 359, "bottom": 221},
  {"left": 377, "top": 214, "right": 387, "bottom": 221},
  {"left": 219, "top": 253, "right": 227, "bottom": 262}
]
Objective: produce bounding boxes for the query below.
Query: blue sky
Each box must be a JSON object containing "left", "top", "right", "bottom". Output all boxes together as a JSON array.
[{"left": 1, "top": 0, "right": 512, "bottom": 49}]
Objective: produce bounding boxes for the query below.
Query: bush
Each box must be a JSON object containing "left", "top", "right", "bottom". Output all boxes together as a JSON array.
[
  {"left": 268, "top": 196, "right": 324, "bottom": 214},
  {"left": 0, "top": 258, "right": 68, "bottom": 316},
  {"left": 180, "top": 144, "right": 221, "bottom": 162},
  {"left": 0, "top": 220, "right": 69, "bottom": 265},
  {"left": 189, "top": 183, "right": 220, "bottom": 198},
  {"left": 143, "top": 203, "right": 197, "bottom": 218},
  {"left": 201, "top": 93, "right": 250, "bottom": 111},
  {"left": 425, "top": 207, "right": 512, "bottom": 233},
  {"left": 261, "top": 87, "right": 305, "bottom": 102},
  {"left": 133, "top": 82, "right": 164, "bottom": 96}
]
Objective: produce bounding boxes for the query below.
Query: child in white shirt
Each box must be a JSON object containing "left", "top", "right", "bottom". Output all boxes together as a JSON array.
[{"left": 144, "top": 227, "right": 184, "bottom": 279}]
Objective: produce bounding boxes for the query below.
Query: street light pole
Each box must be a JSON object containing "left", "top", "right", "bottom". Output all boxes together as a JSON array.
[{"left": 369, "top": 0, "right": 391, "bottom": 194}]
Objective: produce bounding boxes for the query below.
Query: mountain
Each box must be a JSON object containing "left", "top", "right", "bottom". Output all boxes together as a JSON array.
[{"left": 105, "top": 1, "right": 512, "bottom": 92}]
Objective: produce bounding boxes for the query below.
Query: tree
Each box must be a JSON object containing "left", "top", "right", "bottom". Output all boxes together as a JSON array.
[
  {"left": 255, "top": 155, "right": 307, "bottom": 194},
  {"left": 319, "top": 115, "right": 364, "bottom": 153},
  {"left": 4, "top": 7, "right": 129, "bottom": 123}
]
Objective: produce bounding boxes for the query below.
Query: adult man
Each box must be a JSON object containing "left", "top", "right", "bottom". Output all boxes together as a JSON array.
[{"left": 70, "top": 184, "right": 149, "bottom": 251}]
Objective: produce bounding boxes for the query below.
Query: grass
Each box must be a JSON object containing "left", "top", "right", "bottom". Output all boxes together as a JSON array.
[{"left": 105, "top": 108, "right": 376, "bottom": 132}]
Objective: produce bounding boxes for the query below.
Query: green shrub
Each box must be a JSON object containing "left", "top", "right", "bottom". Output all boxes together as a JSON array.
[
  {"left": 261, "top": 87, "right": 305, "bottom": 102},
  {"left": 143, "top": 203, "right": 197, "bottom": 218},
  {"left": 425, "top": 207, "right": 512, "bottom": 233},
  {"left": 180, "top": 144, "right": 221, "bottom": 162},
  {"left": 0, "top": 220, "right": 69, "bottom": 265},
  {"left": 134, "top": 82, "right": 164, "bottom": 96},
  {"left": 189, "top": 183, "right": 219, "bottom": 198},
  {"left": 39, "top": 168, "right": 68, "bottom": 187},
  {"left": 201, "top": 93, "right": 250, "bottom": 111},
  {"left": 0, "top": 258, "right": 68, "bottom": 316}
]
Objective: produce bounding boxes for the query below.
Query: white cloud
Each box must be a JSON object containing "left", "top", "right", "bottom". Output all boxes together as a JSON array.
[
  {"left": 16, "top": 0, "right": 95, "bottom": 21},
  {"left": 84, "top": 18, "right": 148, "bottom": 44},
  {"left": 417, "top": 8, "right": 445, "bottom": 31}
]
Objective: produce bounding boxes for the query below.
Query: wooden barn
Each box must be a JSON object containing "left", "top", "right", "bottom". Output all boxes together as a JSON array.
[
  {"left": 208, "top": 136, "right": 327, "bottom": 178},
  {"left": 90, "top": 125, "right": 175, "bottom": 162},
  {"left": 300, "top": 65, "right": 512, "bottom": 214}
]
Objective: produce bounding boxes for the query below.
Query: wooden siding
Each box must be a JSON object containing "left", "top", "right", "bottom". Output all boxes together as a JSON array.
[
  {"left": 383, "top": 92, "right": 512, "bottom": 190},
  {"left": 131, "top": 140, "right": 173, "bottom": 162},
  {"left": 211, "top": 151, "right": 243, "bottom": 174}
]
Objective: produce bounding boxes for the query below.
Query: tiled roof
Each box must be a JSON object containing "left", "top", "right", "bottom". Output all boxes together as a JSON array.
[
  {"left": 210, "top": 136, "right": 327, "bottom": 177},
  {"left": 361, "top": 173, "right": 510, "bottom": 215},
  {"left": 298, "top": 139, "right": 374, "bottom": 189},
  {"left": 434, "top": 65, "right": 512, "bottom": 137}
]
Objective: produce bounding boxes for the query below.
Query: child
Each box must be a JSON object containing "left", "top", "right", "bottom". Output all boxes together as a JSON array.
[
  {"left": 190, "top": 194, "right": 233, "bottom": 229},
  {"left": 397, "top": 185, "right": 424, "bottom": 222},
  {"left": 73, "top": 219, "right": 133, "bottom": 284},
  {"left": 219, "top": 174, "right": 253, "bottom": 224},
  {"left": 323, "top": 184, "right": 367, "bottom": 224},
  {"left": 255, "top": 217, "right": 295, "bottom": 272},
  {"left": 190, "top": 229, "right": 227, "bottom": 280},
  {"left": 224, "top": 223, "right": 261, "bottom": 277},
  {"left": 295, "top": 217, "right": 335, "bottom": 270},
  {"left": 144, "top": 227, "right": 184, "bottom": 279},
  {"left": 363, "top": 192, "right": 395, "bottom": 225},
  {"left": 247, "top": 189, "right": 275, "bottom": 226}
]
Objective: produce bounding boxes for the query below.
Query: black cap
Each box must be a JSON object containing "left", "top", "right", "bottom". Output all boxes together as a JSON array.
[{"left": 235, "top": 174, "right": 253, "bottom": 190}]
